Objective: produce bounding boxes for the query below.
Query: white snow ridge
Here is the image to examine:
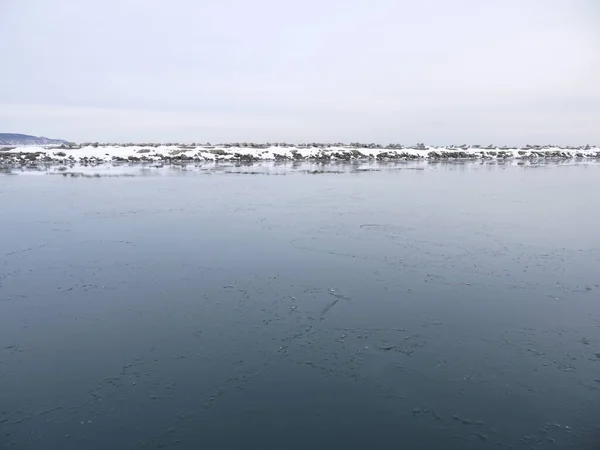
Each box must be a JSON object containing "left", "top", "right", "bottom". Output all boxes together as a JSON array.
[{"left": 2, "top": 143, "right": 600, "bottom": 164}]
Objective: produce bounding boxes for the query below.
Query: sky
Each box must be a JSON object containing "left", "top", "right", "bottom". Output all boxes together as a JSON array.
[{"left": 1, "top": 0, "right": 599, "bottom": 145}]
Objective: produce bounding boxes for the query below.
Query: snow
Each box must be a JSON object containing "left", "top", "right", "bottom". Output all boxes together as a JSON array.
[{"left": 4, "top": 144, "right": 600, "bottom": 163}]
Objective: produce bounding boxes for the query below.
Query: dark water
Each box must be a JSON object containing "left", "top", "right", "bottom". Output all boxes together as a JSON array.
[{"left": 1, "top": 162, "right": 599, "bottom": 449}]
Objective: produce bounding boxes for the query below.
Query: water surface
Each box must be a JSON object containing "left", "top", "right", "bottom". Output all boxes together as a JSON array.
[{"left": 1, "top": 162, "right": 599, "bottom": 449}]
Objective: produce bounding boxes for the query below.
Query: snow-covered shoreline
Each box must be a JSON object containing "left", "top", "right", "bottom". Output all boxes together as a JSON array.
[{"left": 2, "top": 143, "right": 600, "bottom": 165}]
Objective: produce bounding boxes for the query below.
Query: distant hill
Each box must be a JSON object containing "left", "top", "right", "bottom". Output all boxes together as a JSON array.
[{"left": 0, "top": 133, "right": 69, "bottom": 146}]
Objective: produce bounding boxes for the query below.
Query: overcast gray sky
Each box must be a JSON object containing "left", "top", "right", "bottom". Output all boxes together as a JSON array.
[{"left": 1, "top": 0, "right": 598, "bottom": 144}]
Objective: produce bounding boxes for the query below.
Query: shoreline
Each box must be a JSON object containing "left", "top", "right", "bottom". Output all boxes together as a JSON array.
[{"left": 2, "top": 144, "right": 600, "bottom": 166}]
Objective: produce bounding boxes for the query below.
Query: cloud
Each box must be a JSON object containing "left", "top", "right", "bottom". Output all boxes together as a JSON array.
[{"left": 1, "top": 0, "right": 598, "bottom": 144}]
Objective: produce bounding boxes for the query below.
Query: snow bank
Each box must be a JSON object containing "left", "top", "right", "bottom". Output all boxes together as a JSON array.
[{"left": 2, "top": 144, "right": 600, "bottom": 164}]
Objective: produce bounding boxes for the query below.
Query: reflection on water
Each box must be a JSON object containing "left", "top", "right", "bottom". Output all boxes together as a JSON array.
[
  {"left": 2, "top": 158, "right": 600, "bottom": 178},
  {"left": 1, "top": 162, "right": 599, "bottom": 449}
]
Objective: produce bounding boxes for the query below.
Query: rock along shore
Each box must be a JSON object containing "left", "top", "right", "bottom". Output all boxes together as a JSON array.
[{"left": 1, "top": 143, "right": 599, "bottom": 166}]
